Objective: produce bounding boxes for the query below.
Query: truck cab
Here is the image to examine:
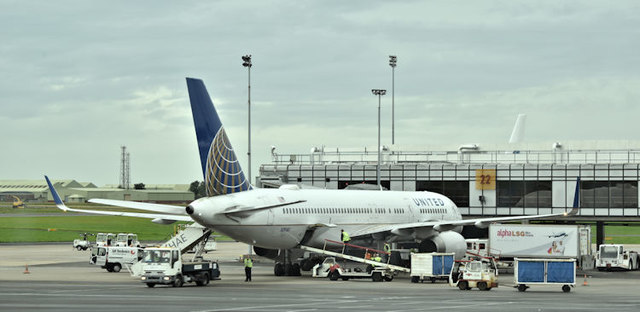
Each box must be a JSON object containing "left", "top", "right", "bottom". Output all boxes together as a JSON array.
[
  {"left": 140, "top": 247, "right": 220, "bottom": 288},
  {"left": 115, "top": 233, "right": 140, "bottom": 247},
  {"left": 596, "top": 244, "right": 639, "bottom": 271},
  {"left": 95, "top": 233, "right": 115, "bottom": 247}
]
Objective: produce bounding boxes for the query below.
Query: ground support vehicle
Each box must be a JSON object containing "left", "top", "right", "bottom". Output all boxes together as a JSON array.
[
  {"left": 410, "top": 253, "right": 454, "bottom": 283},
  {"left": 140, "top": 247, "right": 220, "bottom": 288},
  {"left": 95, "top": 233, "right": 116, "bottom": 247},
  {"left": 303, "top": 240, "right": 409, "bottom": 282},
  {"left": 449, "top": 257, "right": 498, "bottom": 291},
  {"left": 312, "top": 257, "right": 394, "bottom": 282},
  {"left": 91, "top": 246, "right": 143, "bottom": 272},
  {"left": 488, "top": 224, "right": 593, "bottom": 269},
  {"left": 514, "top": 258, "right": 576, "bottom": 293},
  {"left": 115, "top": 233, "right": 140, "bottom": 247},
  {"left": 73, "top": 233, "right": 94, "bottom": 251},
  {"left": 596, "top": 244, "right": 640, "bottom": 271}
]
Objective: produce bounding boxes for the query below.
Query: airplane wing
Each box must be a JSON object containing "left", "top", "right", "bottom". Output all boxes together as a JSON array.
[
  {"left": 350, "top": 207, "right": 578, "bottom": 238},
  {"left": 351, "top": 177, "right": 582, "bottom": 238},
  {"left": 88, "top": 198, "right": 185, "bottom": 214},
  {"left": 45, "top": 176, "right": 193, "bottom": 223}
]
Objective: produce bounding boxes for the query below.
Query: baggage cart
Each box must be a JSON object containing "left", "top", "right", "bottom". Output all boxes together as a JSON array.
[{"left": 514, "top": 258, "right": 576, "bottom": 293}]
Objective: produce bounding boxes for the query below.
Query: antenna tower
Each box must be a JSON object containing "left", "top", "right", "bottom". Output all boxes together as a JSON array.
[{"left": 120, "top": 146, "right": 130, "bottom": 189}]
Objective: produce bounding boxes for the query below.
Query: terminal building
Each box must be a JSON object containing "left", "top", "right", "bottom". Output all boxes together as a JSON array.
[{"left": 258, "top": 141, "right": 640, "bottom": 246}]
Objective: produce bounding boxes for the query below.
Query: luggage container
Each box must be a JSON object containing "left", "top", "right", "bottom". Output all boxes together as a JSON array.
[
  {"left": 514, "top": 258, "right": 576, "bottom": 293},
  {"left": 410, "top": 253, "right": 455, "bottom": 283}
]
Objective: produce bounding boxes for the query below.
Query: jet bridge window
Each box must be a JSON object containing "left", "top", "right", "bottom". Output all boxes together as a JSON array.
[
  {"left": 581, "top": 181, "right": 638, "bottom": 208},
  {"left": 497, "top": 181, "right": 551, "bottom": 208}
]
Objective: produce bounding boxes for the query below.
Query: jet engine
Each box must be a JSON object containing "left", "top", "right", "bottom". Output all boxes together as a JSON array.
[
  {"left": 418, "top": 231, "right": 466, "bottom": 259},
  {"left": 253, "top": 246, "right": 279, "bottom": 259}
]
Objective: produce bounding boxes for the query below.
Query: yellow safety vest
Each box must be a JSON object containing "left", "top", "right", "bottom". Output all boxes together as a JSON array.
[
  {"left": 383, "top": 243, "right": 391, "bottom": 253},
  {"left": 342, "top": 231, "right": 350, "bottom": 242},
  {"left": 373, "top": 256, "right": 382, "bottom": 262},
  {"left": 244, "top": 258, "right": 253, "bottom": 268}
]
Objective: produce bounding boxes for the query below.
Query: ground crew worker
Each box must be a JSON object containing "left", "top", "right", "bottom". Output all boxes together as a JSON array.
[
  {"left": 383, "top": 242, "right": 391, "bottom": 262},
  {"left": 244, "top": 255, "right": 253, "bottom": 282},
  {"left": 373, "top": 253, "right": 382, "bottom": 262},
  {"left": 341, "top": 229, "right": 350, "bottom": 244},
  {"left": 341, "top": 229, "right": 351, "bottom": 254}
]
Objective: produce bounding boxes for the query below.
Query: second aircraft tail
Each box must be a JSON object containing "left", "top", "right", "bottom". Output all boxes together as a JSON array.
[{"left": 186, "top": 77, "right": 252, "bottom": 196}]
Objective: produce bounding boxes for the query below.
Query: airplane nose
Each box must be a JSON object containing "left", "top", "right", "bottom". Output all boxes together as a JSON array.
[{"left": 186, "top": 205, "right": 194, "bottom": 215}]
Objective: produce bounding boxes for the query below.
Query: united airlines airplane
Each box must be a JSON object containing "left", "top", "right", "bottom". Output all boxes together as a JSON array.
[{"left": 46, "top": 77, "right": 578, "bottom": 276}]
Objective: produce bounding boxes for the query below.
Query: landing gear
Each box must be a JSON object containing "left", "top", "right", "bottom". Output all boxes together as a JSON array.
[{"left": 274, "top": 249, "right": 303, "bottom": 276}]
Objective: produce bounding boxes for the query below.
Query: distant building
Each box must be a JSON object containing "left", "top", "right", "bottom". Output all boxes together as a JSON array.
[{"left": 0, "top": 179, "right": 194, "bottom": 204}]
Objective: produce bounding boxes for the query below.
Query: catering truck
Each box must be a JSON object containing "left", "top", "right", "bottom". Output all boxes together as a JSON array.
[
  {"left": 596, "top": 244, "right": 640, "bottom": 271},
  {"left": 488, "top": 224, "right": 593, "bottom": 268},
  {"left": 91, "top": 246, "right": 143, "bottom": 272}
]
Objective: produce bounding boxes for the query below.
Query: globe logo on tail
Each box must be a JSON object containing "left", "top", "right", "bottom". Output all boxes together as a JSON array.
[{"left": 205, "top": 127, "right": 251, "bottom": 196}]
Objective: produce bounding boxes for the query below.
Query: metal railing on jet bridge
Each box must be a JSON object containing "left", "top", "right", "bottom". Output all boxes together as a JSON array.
[{"left": 300, "top": 239, "right": 410, "bottom": 273}]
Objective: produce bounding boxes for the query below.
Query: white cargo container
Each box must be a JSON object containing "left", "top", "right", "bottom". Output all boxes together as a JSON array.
[
  {"left": 488, "top": 224, "right": 592, "bottom": 267},
  {"left": 410, "top": 253, "right": 455, "bottom": 283}
]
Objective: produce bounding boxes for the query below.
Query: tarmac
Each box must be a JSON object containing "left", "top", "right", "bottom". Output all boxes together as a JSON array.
[{"left": 1, "top": 242, "right": 640, "bottom": 312}]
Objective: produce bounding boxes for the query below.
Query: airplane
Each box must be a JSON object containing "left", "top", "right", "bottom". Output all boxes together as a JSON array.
[{"left": 45, "top": 77, "right": 579, "bottom": 276}]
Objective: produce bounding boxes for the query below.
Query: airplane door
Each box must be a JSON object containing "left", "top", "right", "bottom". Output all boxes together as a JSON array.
[{"left": 267, "top": 209, "right": 275, "bottom": 225}]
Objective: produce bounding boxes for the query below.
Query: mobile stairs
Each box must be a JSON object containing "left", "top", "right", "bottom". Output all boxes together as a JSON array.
[{"left": 127, "top": 223, "right": 213, "bottom": 276}]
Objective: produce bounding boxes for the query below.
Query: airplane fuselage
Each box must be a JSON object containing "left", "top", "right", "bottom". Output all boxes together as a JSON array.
[{"left": 188, "top": 188, "right": 463, "bottom": 249}]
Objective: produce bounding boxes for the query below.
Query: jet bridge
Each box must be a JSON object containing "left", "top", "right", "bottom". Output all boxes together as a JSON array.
[{"left": 300, "top": 240, "right": 410, "bottom": 273}]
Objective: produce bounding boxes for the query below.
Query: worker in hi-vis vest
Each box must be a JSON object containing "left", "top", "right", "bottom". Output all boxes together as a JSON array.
[
  {"left": 372, "top": 253, "right": 382, "bottom": 262},
  {"left": 341, "top": 229, "right": 351, "bottom": 254},
  {"left": 341, "top": 229, "right": 350, "bottom": 243},
  {"left": 383, "top": 242, "right": 391, "bottom": 262},
  {"left": 244, "top": 255, "right": 253, "bottom": 282}
]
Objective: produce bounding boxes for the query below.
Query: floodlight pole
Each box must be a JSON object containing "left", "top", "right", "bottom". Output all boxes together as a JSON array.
[
  {"left": 242, "top": 54, "right": 252, "bottom": 255},
  {"left": 372, "top": 89, "right": 386, "bottom": 187},
  {"left": 242, "top": 55, "right": 252, "bottom": 187},
  {"left": 389, "top": 55, "right": 397, "bottom": 145}
]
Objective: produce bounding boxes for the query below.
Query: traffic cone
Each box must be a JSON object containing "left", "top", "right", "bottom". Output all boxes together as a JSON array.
[
  {"left": 23, "top": 264, "right": 30, "bottom": 274},
  {"left": 582, "top": 274, "right": 588, "bottom": 286}
]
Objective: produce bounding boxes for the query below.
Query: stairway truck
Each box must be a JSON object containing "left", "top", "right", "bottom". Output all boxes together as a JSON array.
[
  {"left": 410, "top": 253, "right": 455, "bottom": 283},
  {"left": 514, "top": 258, "right": 576, "bottom": 293},
  {"left": 596, "top": 244, "right": 640, "bottom": 271},
  {"left": 488, "top": 224, "right": 593, "bottom": 267},
  {"left": 140, "top": 247, "right": 220, "bottom": 288},
  {"left": 91, "top": 246, "right": 143, "bottom": 273}
]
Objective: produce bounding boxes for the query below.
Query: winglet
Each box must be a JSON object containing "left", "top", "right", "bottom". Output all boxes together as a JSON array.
[
  {"left": 45, "top": 176, "right": 69, "bottom": 211},
  {"left": 567, "top": 176, "right": 580, "bottom": 216}
]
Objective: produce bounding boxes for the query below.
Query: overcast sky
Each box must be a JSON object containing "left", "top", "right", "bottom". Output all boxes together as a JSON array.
[{"left": 2, "top": 1, "right": 640, "bottom": 186}]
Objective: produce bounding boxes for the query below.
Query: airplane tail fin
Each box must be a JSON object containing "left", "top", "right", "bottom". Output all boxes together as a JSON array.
[
  {"left": 568, "top": 177, "right": 580, "bottom": 215},
  {"left": 186, "top": 78, "right": 252, "bottom": 196}
]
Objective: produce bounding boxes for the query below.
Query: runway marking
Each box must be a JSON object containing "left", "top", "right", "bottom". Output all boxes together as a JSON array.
[{"left": 192, "top": 299, "right": 362, "bottom": 312}]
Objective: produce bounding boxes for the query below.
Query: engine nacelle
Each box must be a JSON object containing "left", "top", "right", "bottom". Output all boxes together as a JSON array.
[
  {"left": 418, "top": 231, "right": 466, "bottom": 260},
  {"left": 253, "top": 246, "right": 279, "bottom": 259}
]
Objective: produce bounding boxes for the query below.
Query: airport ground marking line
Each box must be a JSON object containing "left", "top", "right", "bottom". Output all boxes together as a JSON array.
[{"left": 192, "top": 299, "right": 362, "bottom": 312}]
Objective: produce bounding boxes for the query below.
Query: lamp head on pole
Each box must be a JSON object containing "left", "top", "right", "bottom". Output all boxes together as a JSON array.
[
  {"left": 389, "top": 55, "right": 397, "bottom": 68},
  {"left": 242, "top": 55, "right": 252, "bottom": 68},
  {"left": 372, "top": 89, "right": 387, "bottom": 96}
]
